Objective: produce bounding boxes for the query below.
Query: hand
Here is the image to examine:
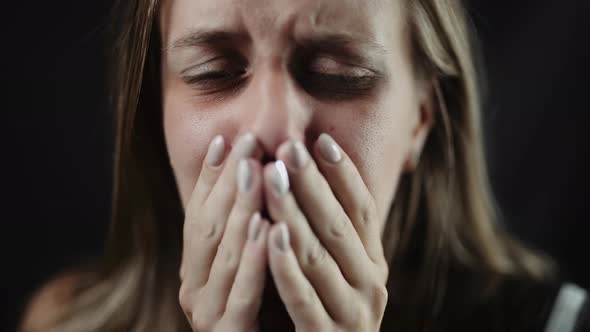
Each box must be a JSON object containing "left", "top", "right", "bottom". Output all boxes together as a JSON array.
[
  {"left": 179, "top": 133, "right": 270, "bottom": 332},
  {"left": 263, "top": 133, "right": 389, "bottom": 331}
]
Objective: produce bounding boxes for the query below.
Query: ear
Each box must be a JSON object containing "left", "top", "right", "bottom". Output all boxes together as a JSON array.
[{"left": 403, "top": 81, "right": 435, "bottom": 173}]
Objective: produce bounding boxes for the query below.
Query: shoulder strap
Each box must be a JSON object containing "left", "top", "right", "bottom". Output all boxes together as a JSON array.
[{"left": 544, "top": 283, "right": 588, "bottom": 332}]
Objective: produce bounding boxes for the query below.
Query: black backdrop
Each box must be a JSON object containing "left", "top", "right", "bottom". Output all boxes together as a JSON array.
[{"left": 3, "top": 1, "right": 589, "bottom": 331}]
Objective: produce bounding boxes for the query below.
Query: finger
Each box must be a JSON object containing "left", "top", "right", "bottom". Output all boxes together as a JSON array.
[
  {"left": 199, "top": 159, "right": 262, "bottom": 285},
  {"left": 263, "top": 164, "right": 353, "bottom": 322},
  {"left": 180, "top": 134, "right": 226, "bottom": 279},
  {"left": 185, "top": 133, "right": 258, "bottom": 223},
  {"left": 182, "top": 134, "right": 259, "bottom": 285},
  {"left": 223, "top": 218, "right": 270, "bottom": 329},
  {"left": 275, "top": 139, "right": 377, "bottom": 285},
  {"left": 200, "top": 160, "right": 263, "bottom": 308},
  {"left": 268, "top": 224, "right": 332, "bottom": 331},
  {"left": 196, "top": 214, "right": 260, "bottom": 326},
  {"left": 191, "top": 134, "right": 227, "bottom": 207},
  {"left": 314, "top": 133, "right": 384, "bottom": 265},
  {"left": 204, "top": 133, "right": 259, "bottom": 215}
]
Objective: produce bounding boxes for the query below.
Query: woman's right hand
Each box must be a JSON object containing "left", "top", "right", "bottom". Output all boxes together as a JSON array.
[{"left": 179, "top": 133, "right": 269, "bottom": 332}]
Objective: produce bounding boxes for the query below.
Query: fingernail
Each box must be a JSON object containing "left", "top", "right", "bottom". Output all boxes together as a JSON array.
[
  {"left": 206, "top": 135, "right": 225, "bottom": 167},
  {"left": 235, "top": 133, "right": 257, "bottom": 159},
  {"left": 318, "top": 133, "right": 342, "bottom": 163},
  {"left": 290, "top": 140, "right": 309, "bottom": 169},
  {"left": 275, "top": 223, "right": 290, "bottom": 251},
  {"left": 271, "top": 161, "right": 290, "bottom": 195},
  {"left": 248, "top": 212, "right": 262, "bottom": 241},
  {"left": 237, "top": 159, "right": 252, "bottom": 192}
]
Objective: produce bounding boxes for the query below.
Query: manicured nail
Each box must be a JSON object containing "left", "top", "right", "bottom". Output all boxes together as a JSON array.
[
  {"left": 271, "top": 161, "right": 290, "bottom": 195},
  {"left": 275, "top": 223, "right": 291, "bottom": 251},
  {"left": 248, "top": 212, "right": 262, "bottom": 241},
  {"left": 237, "top": 159, "right": 252, "bottom": 192},
  {"left": 206, "top": 135, "right": 225, "bottom": 167},
  {"left": 290, "top": 140, "right": 309, "bottom": 169},
  {"left": 235, "top": 133, "right": 257, "bottom": 159},
  {"left": 318, "top": 133, "right": 342, "bottom": 163}
]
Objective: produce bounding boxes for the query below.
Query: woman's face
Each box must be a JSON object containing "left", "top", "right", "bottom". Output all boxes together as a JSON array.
[{"left": 159, "top": 0, "right": 433, "bottom": 227}]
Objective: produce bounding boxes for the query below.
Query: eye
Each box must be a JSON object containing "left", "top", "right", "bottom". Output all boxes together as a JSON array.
[
  {"left": 307, "top": 56, "right": 374, "bottom": 78},
  {"left": 296, "top": 56, "right": 380, "bottom": 99},
  {"left": 180, "top": 57, "right": 247, "bottom": 87}
]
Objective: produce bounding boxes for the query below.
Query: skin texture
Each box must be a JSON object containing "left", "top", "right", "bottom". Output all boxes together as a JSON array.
[{"left": 159, "top": 0, "right": 434, "bottom": 330}]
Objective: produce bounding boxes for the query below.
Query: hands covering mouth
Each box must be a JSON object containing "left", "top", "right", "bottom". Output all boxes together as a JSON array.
[{"left": 179, "top": 132, "right": 389, "bottom": 332}]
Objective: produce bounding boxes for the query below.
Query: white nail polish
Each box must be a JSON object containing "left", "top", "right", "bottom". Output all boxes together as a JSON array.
[
  {"left": 291, "top": 140, "right": 309, "bottom": 169},
  {"left": 237, "top": 159, "right": 252, "bottom": 192},
  {"left": 271, "top": 161, "right": 290, "bottom": 195},
  {"left": 236, "top": 133, "right": 257, "bottom": 159},
  {"left": 318, "top": 133, "right": 342, "bottom": 163},
  {"left": 206, "top": 135, "right": 225, "bottom": 167}
]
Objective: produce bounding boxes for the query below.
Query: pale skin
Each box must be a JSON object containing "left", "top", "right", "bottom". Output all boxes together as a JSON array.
[{"left": 160, "top": 0, "right": 434, "bottom": 330}]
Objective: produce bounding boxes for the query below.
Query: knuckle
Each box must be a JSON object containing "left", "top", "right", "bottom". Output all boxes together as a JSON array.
[
  {"left": 216, "top": 242, "right": 240, "bottom": 272},
  {"left": 328, "top": 213, "right": 352, "bottom": 239},
  {"left": 369, "top": 283, "right": 389, "bottom": 314},
  {"left": 178, "top": 285, "right": 192, "bottom": 313},
  {"left": 195, "top": 215, "right": 223, "bottom": 242},
  {"left": 378, "top": 261, "right": 390, "bottom": 284},
  {"left": 357, "top": 195, "right": 377, "bottom": 229},
  {"left": 302, "top": 240, "right": 329, "bottom": 268}
]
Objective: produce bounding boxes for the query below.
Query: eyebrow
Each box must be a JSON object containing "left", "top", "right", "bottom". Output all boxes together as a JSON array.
[
  {"left": 163, "top": 28, "right": 388, "bottom": 56},
  {"left": 163, "top": 29, "right": 248, "bottom": 51}
]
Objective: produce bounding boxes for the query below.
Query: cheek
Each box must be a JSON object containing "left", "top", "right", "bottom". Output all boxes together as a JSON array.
[
  {"left": 163, "top": 105, "right": 208, "bottom": 206},
  {"left": 318, "top": 90, "right": 415, "bottom": 221},
  {"left": 163, "top": 86, "right": 233, "bottom": 206}
]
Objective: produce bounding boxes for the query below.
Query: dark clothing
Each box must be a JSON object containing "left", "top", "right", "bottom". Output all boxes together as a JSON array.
[
  {"left": 452, "top": 280, "right": 588, "bottom": 332},
  {"left": 255, "top": 272, "right": 589, "bottom": 331},
  {"left": 381, "top": 275, "right": 588, "bottom": 332},
  {"left": 576, "top": 299, "right": 590, "bottom": 332}
]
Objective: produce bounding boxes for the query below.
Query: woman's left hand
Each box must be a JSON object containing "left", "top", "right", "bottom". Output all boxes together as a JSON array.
[{"left": 262, "top": 133, "right": 389, "bottom": 331}]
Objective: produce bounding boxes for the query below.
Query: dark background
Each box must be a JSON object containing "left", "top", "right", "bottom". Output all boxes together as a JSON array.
[{"left": 2, "top": 1, "right": 589, "bottom": 331}]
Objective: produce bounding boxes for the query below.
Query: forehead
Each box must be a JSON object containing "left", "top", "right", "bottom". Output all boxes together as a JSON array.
[{"left": 160, "top": 0, "right": 403, "bottom": 49}]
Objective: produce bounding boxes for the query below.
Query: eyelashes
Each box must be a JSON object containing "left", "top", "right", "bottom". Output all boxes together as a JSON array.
[
  {"left": 180, "top": 56, "right": 247, "bottom": 90},
  {"left": 180, "top": 56, "right": 381, "bottom": 100},
  {"left": 295, "top": 72, "right": 379, "bottom": 99},
  {"left": 182, "top": 69, "right": 246, "bottom": 88}
]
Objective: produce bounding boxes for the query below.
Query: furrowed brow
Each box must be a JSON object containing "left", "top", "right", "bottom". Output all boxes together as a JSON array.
[
  {"left": 163, "top": 29, "right": 247, "bottom": 52},
  {"left": 163, "top": 29, "right": 388, "bottom": 61},
  {"left": 300, "top": 33, "right": 388, "bottom": 56}
]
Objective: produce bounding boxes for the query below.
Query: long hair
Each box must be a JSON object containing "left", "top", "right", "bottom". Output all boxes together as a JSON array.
[{"left": 50, "top": 0, "right": 552, "bottom": 331}]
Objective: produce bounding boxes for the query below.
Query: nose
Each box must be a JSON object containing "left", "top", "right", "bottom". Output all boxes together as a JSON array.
[{"left": 240, "top": 60, "right": 311, "bottom": 157}]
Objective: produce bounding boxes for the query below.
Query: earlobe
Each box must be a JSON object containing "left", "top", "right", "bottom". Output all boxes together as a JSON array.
[{"left": 402, "top": 82, "right": 436, "bottom": 173}]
